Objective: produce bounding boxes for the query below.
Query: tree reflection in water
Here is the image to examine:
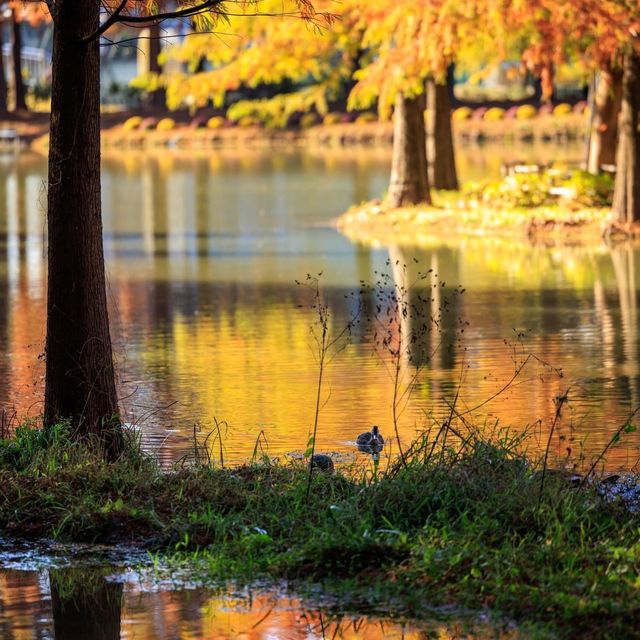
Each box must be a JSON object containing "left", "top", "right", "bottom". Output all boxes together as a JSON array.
[{"left": 49, "top": 568, "right": 122, "bottom": 640}]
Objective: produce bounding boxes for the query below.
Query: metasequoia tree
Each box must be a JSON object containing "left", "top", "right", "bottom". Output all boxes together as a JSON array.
[
  {"left": 540, "top": 0, "right": 640, "bottom": 220},
  {"left": 568, "top": 0, "right": 639, "bottom": 185},
  {"left": 502, "top": 0, "right": 639, "bottom": 186},
  {"left": 10, "top": 6, "right": 27, "bottom": 111},
  {"left": 164, "top": 0, "right": 492, "bottom": 202},
  {"left": 159, "top": 0, "right": 344, "bottom": 122},
  {"left": 612, "top": 44, "right": 640, "bottom": 224},
  {"left": 348, "top": 0, "right": 489, "bottom": 204},
  {"left": 32, "top": 0, "right": 316, "bottom": 459},
  {"left": 5, "top": 2, "right": 50, "bottom": 112},
  {"left": 0, "top": 19, "right": 7, "bottom": 115}
]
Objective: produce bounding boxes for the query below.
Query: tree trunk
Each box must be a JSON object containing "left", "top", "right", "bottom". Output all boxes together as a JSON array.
[
  {"left": 45, "top": 0, "right": 123, "bottom": 458},
  {"left": 147, "top": 22, "right": 166, "bottom": 108},
  {"left": 388, "top": 92, "right": 431, "bottom": 207},
  {"left": 587, "top": 66, "right": 622, "bottom": 174},
  {"left": 11, "top": 11, "right": 27, "bottom": 112},
  {"left": 427, "top": 74, "right": 458, "bottom": 190},
  {"left": 612, "top": 51, "right": 640, "bottom": 224},
  {"left": 0, "top": 24, "right": 8, "bottom": 116}
]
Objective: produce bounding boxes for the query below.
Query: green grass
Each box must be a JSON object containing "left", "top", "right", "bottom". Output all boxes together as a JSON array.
[{"left": 1, "top": 422, "right": 639, "bottom": 638}]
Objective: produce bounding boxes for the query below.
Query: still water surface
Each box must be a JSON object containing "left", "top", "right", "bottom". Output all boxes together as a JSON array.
[
  {"left": 0, "top": 566, "right": 517, "bottom": 639},
  {"left": 0, "top": 141, "right": 637, "bottom": 639},
  {"left": 0, "top": 143, "right": 639, "bottom": 471}
]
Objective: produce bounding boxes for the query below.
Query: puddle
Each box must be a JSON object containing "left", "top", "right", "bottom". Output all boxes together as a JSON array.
[{"left": 0, "top": 545, "right": 521, "bottom": 639}]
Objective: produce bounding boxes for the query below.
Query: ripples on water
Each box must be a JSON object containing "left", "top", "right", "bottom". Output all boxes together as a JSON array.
[{"left": 0, "top": 144, "right": 638, "bottom": 470}]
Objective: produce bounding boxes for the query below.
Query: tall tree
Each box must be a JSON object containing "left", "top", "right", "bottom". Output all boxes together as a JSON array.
[
  {"left": 427, "top": 70, "right": 458, "bottom": 190},
  {"left": 348, "top": 0, "right": 485, "bottom": 204},
  {"left": 0, "top": 21, "right": 8, "bottom": 115},
  {"left": 388, "top": 92, "right": 431, "bottom": 206},
  {"left": 503, "top": 0, "right": 639, "bottom": 187},
  {"left": 147, "top": 22, "right": 166, "bottom": 108},
  {"left": 612, "top": 49, "right": 640, "bottom": 224},
  {"left": 10, "top": 7, "right": 27, "bottom": 112},
  {"left": 587, "top": 67, "right": 622, "bottom": 174},
  {"left": 40, "top": 0, "right": 316, "bottom": 458}
]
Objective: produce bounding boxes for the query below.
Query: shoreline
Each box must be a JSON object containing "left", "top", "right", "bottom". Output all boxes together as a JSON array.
[
  {"left": 335, "top": 197, "right": 638, "bottom": 249},
  {"left": 0, "top": 111, "right": 588, "bottom": 152}
]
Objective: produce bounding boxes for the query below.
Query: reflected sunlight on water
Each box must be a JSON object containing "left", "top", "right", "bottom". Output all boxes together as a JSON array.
[
  {"left": 0, "top": 567, "right": 518, "bottom": 640},
  {"left": 1, "top": 144, "right": 639, "bottom": 470}
]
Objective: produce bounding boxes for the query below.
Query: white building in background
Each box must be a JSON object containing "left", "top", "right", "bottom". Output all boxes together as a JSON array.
[{"left": 1, "top": 19, "right": 182, "bottom": 107}]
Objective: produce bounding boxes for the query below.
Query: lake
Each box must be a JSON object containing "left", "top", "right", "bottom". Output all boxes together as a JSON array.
[
  {"left": 1, "top": 140, "right": 638, "bottom": 639},
  {"left": 0, "top": 142, "right": 638, "bottom": 472}
]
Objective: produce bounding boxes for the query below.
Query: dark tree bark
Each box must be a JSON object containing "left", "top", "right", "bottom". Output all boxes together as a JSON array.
[
  {"left": 0, "top": 24, "right": 8, "bottom": 116},
  {"left": 388, "top": 92, "right": 431, "bottom": 207},
  {"left": 612, "top": 51, "right": 640, "bottom": 224},
  {"left": 11, "top": 10, "right": 28, "bottom": 112},
  {"left": 426, "top": 74, "right": 458, "bottom": 190},
  {"left": 50, "top": 570, "right": 122, "bottom": 640},
  {"left": 45, "top": 0, "right": 123, "bottom": 458},
  {"left": 147, "top": 22, "right": 166, "bottom": 108},
  {"left": 587, "top": 66, "right": 622, "bottom": 174}
]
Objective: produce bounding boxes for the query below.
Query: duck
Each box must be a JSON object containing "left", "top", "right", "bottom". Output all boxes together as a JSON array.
[
  {"left": 309, "top": 453, "right": 335, "bottom": 473},
  {"left": 356, "top": 425, "right": 384, "bottom": 448}
]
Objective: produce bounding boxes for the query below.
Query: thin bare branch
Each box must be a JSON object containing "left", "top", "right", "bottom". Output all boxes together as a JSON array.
[{"left": 81, "top": 0, "right": 128, "bottom": 43}]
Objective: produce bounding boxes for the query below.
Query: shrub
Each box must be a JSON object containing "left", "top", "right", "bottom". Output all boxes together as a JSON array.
[
  {"left": 207, "top": 116, "right": 226, "bottom": 129},
  {"left": 323, "top": 112, "right": 344, "bottom": 126},
  {"left": 463, "top": 168, "right": 614, "bottom": 209},
  {"left": 504, "top": 106, "right": 519, "bottom": 120},
  {"left": 355, "top": 112, "right": 377, "bottom": 124},
  {"left": 471, "top": 107, "right": 487, "bottom": 120},
  {"left": 122, "top": 116, "right": 143, "bottom": 131},
  {"left": 515, "top": 104, "right": 537, "bottom": 120},
  {"left": 237, "top": 116, "right": 259, "bottom": 127},
  {"left": 139, "top": 117, "right": 158, "bottom": 131},
  {"left": 452, "top": 106, "right": 473, "bottom": 121},
  {"left": 562, "top": 170, "right": 614, "bottom": 207},
  {"left": 299, "top": 113, "right": 320, "bottom": 129},
  {"left": 189, "top": 116, "right": 209, "bottom": 129},
  {"left": 553, "top": 103, "right": 573, "bottom": 117},
  {"left": 483, "top": 107, "right": 506, "bottom": 121},
  {"left": 573, "top": 100, "right": 588, "bottom": 114},
  {"left": 156, "top": 118, "right": 176, "bottom": 132}
]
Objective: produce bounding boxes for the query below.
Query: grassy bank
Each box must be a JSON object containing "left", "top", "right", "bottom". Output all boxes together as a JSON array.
[
  {"left": 1, "top": 423, "right": 639, "bottom": 638},
  {"left": 337, "top": 170, "right": 621, "bottom": 246}
]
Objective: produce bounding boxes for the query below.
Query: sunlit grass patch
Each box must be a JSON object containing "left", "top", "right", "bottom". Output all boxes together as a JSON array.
[{"left": 338, "top": 170, "right": 616, "bottom": 247}]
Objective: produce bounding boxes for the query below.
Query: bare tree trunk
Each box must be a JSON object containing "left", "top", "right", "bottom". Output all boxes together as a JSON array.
[
  {"left": 11, "top": 11, "right": 27, "bottom": 112},
  {"left": 388, "top": 92, "right": 431, "bottom": 207},
  {"left": 587, "top": 66, "right": 622, "bottom": 174},
  {"left": 612, "top": 52, "right": 640, "bottom": 224},
  {"left": 147, "top": 22, "right": 166, "bottom": 108},
  {"left": 45, "top": 0, "right": 123, "bottom": 458},
  {"left": 427, "top": 72, "right": 458, "bottom": 190},
  {"left": 0, "top": 24, "right": 8, "bottom": 116}
]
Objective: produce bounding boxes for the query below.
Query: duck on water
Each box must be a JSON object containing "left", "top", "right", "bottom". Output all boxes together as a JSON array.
[{"left": 356, "top": 425, "right": 384, "bottom": 448}]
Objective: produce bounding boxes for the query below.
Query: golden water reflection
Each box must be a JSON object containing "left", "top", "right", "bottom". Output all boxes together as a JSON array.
[
  {"left": 0, "top": 568, "right": 518, "bottom": 640},
  {"left": 1, "top": 146, "right": 639, "bottom": 470}
]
